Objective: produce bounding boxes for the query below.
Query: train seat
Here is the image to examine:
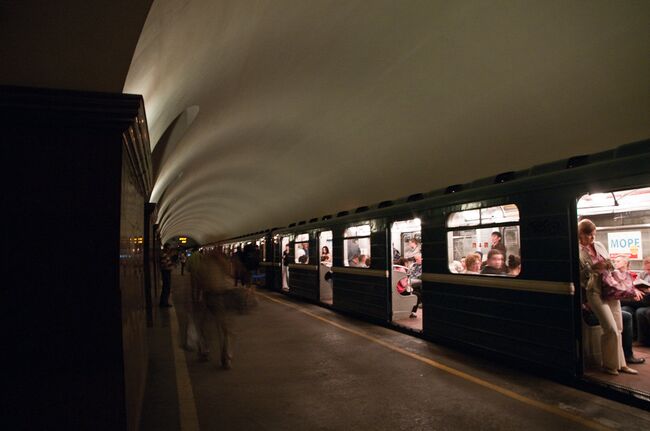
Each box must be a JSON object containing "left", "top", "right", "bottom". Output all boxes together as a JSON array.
[
  {"left": 582, "top": 323, "right": 603, "bottom": 369},
  {"left": 392, "top": 269, "right": 417, "bottom": 321}
]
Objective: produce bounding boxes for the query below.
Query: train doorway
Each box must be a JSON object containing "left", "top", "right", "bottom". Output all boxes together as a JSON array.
[
  {"left": 390, "top": 218, "right": 423, "bottom": 332},
  {"left": 281, "top": 236, "right": 290, "bottom": 291},
  {"left": 577, "top": 186, "right": 650, "bottom": 400},
  {"left": 319, "top": 231, "right": 333, "bottom": 304}
]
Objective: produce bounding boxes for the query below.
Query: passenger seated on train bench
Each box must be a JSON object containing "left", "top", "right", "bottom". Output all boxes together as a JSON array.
[
  {"left": 349, "top": 254, "right": 362, "bottom": 267},
  {"left": 395, "top": 264, "right": 421, "bottom": 319},
  {"left": 507, "top": 255, "right": 521, "bottom": 277},
  {"left": 583, "top": 303, "right": 645, "bottom": 365},
  {"left": 480, "top": 250, "right": 507, "bottom": 275},
  {"left": 464, "top": 253, "right": 481, "bottom": 274},
  {"left": 620, "top": 256, "right": 650, "bottom": 350},
  {"left": 633, "top": 257, "right": 650, "bottom": 345},
  {"left": 359, "top": 254, "right": 369, "bottom": 268}
]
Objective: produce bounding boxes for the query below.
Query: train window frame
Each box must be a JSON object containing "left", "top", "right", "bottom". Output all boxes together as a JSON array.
[
  {"left": 257, "top": 237, "right": 267, "bottom": 262},
  {"left": 294, "top": 233, "right": 310, "bottom": 264},
  {"left": 447, "top": 204, "right": 521, "bottom": 277},
  {"left": 343, "top": 224, "right": 372, "bottom": 268},
  {"left": 577, "top": 186, "right": 650, "bottom": 272}
]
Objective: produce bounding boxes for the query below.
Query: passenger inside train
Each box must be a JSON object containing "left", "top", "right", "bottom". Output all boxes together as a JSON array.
[
  {"left": 578, "top": 186, "right": 650, "bottom": 395},
  {"left": 343, "top": 225, "right": 371, "bottom": 267},
  {"left": 319, "top": 231, "right": 333, "bottom": 304},
  {"left": 391, "top": 219, "right": 423, "bottom": 329},
  {"left": 281, "top": 240, "right": 290, "bottom": 290},
  {"left": 447, "top": 204, "right": 521, "bottom": 277},
  {"left": 464, "top": 253, "right": 481, "bottom": 274},
  {"left": 295, "top": 234, "right": 309, "bottom": 264},
  {"left": 481, "top": 250, "right": 507, "bottom": 275}
]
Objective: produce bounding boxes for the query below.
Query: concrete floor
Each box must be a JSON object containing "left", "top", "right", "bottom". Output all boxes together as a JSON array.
[{"left": 141, "top": 271, "right": 650, "bottom": 430}]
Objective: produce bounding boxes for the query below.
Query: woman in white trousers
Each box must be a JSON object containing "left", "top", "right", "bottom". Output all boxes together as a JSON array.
[{"left": 578, "top": 219, "right": 640, "bottom": 375}]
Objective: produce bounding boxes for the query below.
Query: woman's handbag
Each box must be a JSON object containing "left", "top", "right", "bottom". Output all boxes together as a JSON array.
[{"left": 600, "top": 270, "right": 637, "bottom": 300}]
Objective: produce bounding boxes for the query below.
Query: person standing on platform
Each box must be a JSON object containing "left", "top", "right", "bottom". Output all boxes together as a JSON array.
[
  {"left": 233, "top": 246, "right": 245, "bottom": 286},
  {"left": 179, "top": 251, "right": 187, "bottom": 275},
  {"left": 159, "top": 244, "right": 174, "bottom": 307}
]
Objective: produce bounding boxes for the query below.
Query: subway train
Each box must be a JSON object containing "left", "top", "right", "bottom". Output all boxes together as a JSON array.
[{"left": 208, "top": 139, "right": 650, "bottom": 406}]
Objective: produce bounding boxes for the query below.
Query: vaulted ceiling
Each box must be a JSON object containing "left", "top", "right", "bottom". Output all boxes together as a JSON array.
[{"left": 3, "top": 1, "right": 649, "bottom": 244}]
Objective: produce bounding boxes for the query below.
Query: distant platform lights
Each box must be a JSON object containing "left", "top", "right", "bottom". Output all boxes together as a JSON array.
[{"left": 179, "top": 236, "right": 188, "bottom": 245}]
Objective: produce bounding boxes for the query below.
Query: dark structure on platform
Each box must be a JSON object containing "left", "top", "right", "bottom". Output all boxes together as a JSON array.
[{"left": 2, "top": 86, "right": 154, "bottom": 431}]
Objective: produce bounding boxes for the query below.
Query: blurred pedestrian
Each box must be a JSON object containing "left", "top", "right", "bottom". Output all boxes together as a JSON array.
[
  {"left": 179, "top": 251, "right": 187, "bottom": 275},
  {"left": 196, "top": 250, "right": 235, "bottom": 369},
  {"left": 159, "top": 244, "right": 174, "bottom": 307}
]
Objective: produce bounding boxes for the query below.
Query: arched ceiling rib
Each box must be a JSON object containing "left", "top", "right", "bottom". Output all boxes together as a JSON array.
[{"left": 124, "top": 0, "right": 650, "bottom": 243}]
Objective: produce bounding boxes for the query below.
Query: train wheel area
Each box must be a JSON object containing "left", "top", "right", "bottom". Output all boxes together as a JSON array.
[{"left": 141, "top": 269, "right": 650, "bottom": 430}]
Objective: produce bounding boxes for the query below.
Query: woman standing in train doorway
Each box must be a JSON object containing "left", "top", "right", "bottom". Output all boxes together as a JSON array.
[{"left": 578, "top": 219, "right": 639, "bottom": 375}]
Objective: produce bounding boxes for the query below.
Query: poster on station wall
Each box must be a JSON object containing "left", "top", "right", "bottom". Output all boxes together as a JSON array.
[{"left": 607, "top": 231, "right": 643, "bottom": 259}]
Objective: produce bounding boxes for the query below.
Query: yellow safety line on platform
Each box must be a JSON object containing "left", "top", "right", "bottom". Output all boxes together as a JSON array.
[
  {"left": 259, "top": 292, "right": 612, "bottom": 431},
  {"left": 169, "top": 306, "right": 201, "bottom": 431}
]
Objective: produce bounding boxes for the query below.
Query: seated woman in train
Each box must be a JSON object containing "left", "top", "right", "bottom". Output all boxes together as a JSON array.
[
  {"left": 507, "top": 255, "right": 521, "bottom": 277},
  {"left": 395, "top": 268, "right": 421, "bottom": 319},
  {"left": 464, "top": 253, "right": 481, "bottom": 274},
  {"left": 480, "top": 249, "right": 507, "bottom": 275}
]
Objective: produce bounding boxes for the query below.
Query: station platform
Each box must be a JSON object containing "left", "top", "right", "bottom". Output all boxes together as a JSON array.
[{"left": 140, "top": 270, "right": 650, "bottom": 430}]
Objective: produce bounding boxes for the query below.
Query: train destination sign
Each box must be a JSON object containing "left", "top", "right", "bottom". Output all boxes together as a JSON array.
[{"left": 607, "top": 231, "right": 643, "bottom": 259}]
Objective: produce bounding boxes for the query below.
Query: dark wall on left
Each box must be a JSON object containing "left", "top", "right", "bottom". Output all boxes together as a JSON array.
[{"left": 1, "top": 86, "right": 153, "bottom": 431}]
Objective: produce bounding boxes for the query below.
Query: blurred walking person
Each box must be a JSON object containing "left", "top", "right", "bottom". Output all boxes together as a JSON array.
[
  {"left": 159, "top": 244, "right": 174, "bottom": 307},
  {"left": 181, "top": 249, "right": 204, "bottom": 351},
  {"left": 179, "top": 251, "right": 187, "bottom": 275},
  {"left": 195, "top": 250, "right": 235, "bottom": 369}
]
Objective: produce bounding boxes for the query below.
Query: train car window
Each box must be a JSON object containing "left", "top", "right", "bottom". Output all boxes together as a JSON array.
[
  {"left": 294, "top": 233, "right": 310, "bottom": 264},
  {"left": 319, "top": 230, "right": 333, "bottom": 265},
  {"left": 257, "top": 238, "right": 267, "bottom": 262},
  {"left": 578, "top": 186, "right": 650, "bottom": 273},
  {"left": 344, "top": 224, "right": 371, "bottom": 267},
  {"left": 447, "top": 204, "right": 521, "bottom": 276}
]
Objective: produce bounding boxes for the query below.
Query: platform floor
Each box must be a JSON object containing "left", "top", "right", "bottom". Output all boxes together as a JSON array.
[{"left": 140, "top": 271, "right": 650, "bottom": 430}]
